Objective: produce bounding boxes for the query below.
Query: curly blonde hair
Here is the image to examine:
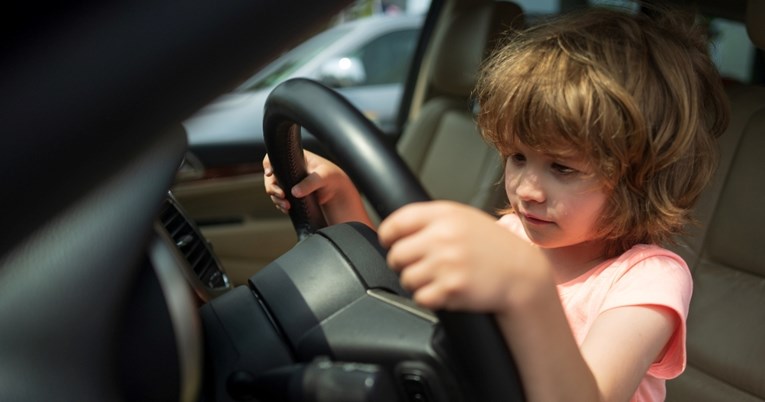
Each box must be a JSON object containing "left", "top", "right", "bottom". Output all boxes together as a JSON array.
[{"left": 475, "top": 6, "right": 729, "bottom": 257}]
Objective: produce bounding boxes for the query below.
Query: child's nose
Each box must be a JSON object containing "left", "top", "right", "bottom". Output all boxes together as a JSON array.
[{"left": 515, "top": 171, "right": 545, "bottom": 203}]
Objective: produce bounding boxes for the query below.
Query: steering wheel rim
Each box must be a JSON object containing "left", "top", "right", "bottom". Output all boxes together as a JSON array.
[
  {"left": 263, "top": 77, "right": 525, "bottom": 401},
  {"left": 263, "top": 79, "right": 430, "bottom": 238}
]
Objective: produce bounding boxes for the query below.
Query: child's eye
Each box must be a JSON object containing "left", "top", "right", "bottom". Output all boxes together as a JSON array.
[
  {"left": 508, "top": 153, "right": 526, "bottom": 164},
  {"left": 552, "top": 163, "right": 577, "bottom": 175}
]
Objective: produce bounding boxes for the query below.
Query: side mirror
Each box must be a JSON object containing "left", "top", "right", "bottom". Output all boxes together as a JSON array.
[{"left": 317, "top": 57, "right": 366, "bottom": 88}]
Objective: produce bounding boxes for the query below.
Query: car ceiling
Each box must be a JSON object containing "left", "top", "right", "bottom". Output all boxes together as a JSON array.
[{"left": 643, "top": 0, "right": 747, "bottom": 20}]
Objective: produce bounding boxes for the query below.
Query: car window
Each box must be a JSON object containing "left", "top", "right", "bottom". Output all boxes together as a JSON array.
[
  {"left": 345, "top": 27, "right": 420, "bottom": 86},
  {"left": 707, "top": 17, "right": 756, "bottom": 84},
  {"left": 238, "top": 25, "right": 353, "bottom": 91},
  {"left": 584, "top": 0, "right": 757, "bottom": 84},
  {"left": 528, "top": 0, "right": 759, "bottom": 85}
]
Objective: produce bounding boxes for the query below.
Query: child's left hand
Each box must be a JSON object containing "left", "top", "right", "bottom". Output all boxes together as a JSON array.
[{"left": 378, "top": 200, "right": 543, "bottom": 312}]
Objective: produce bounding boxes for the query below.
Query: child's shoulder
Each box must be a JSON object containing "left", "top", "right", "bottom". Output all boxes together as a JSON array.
[
  {"left": 616, "top": 244, "right": 687, "bottom": 270},
  {"left": 602, "top": 244, "right": 691, "bottom": 288}
]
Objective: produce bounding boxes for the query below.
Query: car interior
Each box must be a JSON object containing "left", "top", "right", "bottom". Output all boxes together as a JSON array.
[
  {"left": 1, "top": 0, "right": 762, "bottom": 401},
  {"left": 663, "top": 1, "right": 765, "bottom": 400},
  {"left": 395, "top": 0, "right": 524, "bottom": 216}
]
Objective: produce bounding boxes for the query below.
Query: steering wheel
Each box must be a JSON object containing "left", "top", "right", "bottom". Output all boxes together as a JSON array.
[{"left": 262, "top": 77, "right": 525, "bottom": 402}]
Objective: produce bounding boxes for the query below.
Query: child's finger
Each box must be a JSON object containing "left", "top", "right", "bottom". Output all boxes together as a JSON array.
[
  {"left": 291, "top": 172, "right": 323, "bottom": 198},
  {"left": 271, "top": 184, "right": 285, "bottom": 198},
  {"left": 385, "top": 228, "right": 431, "bottom": 272},
  {"left": 378, "top": 203, "right": 437, "bottom": 248},
  {"left": 270, "top": 195, "right": 290, "bottom": 212},
  {"left": 265, "top": 179, "right": 286, "bottom": 198},
  {"left": 398, "top": 260, "right": 435, "bottom": 292},
  {"left": 411, "top": 282, "right": 447, "bottom": 310},
  {"left": 262, "top": 154, "right": 273, "bottom": 173}
]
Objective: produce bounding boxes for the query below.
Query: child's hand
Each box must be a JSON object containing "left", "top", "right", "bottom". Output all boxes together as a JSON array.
[
  {"left": 262, "top": 154, "right": 290, "bottom": 214},
  {"left": 378, "top": 201, "right": 541, "bottom": 312},
  {"left": 263, "top": 150, "right": 339, "bottom": 213},
  {"left": 263, "top": 150, "right": 374, "bottom": 227},
  {"left": 262, "top": 149, "right": 350, "bottom": 213}
]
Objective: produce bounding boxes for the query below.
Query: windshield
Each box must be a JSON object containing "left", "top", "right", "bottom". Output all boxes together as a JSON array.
[{"left": 238, "top": 25, "right": 353, "bottom": 91}]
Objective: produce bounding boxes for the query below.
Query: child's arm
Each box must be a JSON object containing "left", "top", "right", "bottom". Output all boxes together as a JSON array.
[
  {"left": 493, "top": 284, "right": 676, "bottom": 402},
  {"left": 378, "top": 201, "right": 677, "bottom": 402},
  {"left": 263, "top": 150, "right": 374, "bottom": 228}
]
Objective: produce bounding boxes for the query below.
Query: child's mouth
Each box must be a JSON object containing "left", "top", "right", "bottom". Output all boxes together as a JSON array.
[{"left": 523, "top": 213, "right": 553, "bottom": 225}]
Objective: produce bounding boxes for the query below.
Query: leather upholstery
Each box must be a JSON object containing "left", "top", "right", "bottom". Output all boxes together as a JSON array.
[
  {"left": 666, "top": 6, "right": 765, "bottom": 399},
  {"left": 397, "top": 1, "right": 524, "bottom": 214}
]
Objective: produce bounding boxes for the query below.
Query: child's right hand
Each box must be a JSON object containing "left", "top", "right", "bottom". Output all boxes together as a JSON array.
[{"left": 262, "top": 150, "right": 374, "bottom": 227}]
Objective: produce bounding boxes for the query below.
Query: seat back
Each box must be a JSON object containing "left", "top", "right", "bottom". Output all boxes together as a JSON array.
[
  {"left": 666, "top": 1, "right": 765, "bottom": 400},
  {"left": 397, "top": 1, "right": 524, "bottom": 214}
]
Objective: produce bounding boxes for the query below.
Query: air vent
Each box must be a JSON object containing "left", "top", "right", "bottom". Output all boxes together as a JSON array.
[{"left": 158, "top": 195, "right": 230, "bottom": 291}]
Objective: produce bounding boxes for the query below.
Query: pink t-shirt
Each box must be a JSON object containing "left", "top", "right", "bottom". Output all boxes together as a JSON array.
[{"left": 497, "top": 214, "right": 692, "bottom": 402}]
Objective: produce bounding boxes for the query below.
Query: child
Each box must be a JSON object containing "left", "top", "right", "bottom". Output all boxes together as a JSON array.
[{"left": 264, "top": 6, "right": 729, "bottom": 402}]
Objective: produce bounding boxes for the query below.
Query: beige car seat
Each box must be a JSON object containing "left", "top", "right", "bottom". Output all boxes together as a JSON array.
[
  {"left": 396, "top": 1, "right": 524, "bottom": 215},
  {"left": 666, "top": 1, "right": 765, "bottom": 400}
]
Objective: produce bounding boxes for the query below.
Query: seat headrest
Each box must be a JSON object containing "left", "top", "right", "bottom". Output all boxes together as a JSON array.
[
  {"left": 705, "top": 107, "right": 765, "bottom": 277},
  {"left": 431, "top": 2, "right": 524, "bottom": 97},
  {"left": 747, "top": 0, "right": 765, "bottom": 49}
]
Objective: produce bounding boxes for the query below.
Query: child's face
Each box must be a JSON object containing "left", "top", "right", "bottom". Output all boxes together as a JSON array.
[{"left": 504, "top": 140, "right": 608, "bottom": 250}]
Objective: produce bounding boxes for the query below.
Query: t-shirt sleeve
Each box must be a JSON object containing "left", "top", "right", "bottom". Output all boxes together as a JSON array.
[{"left": 600, "top": 252, "right": 693, "bottom": 379}]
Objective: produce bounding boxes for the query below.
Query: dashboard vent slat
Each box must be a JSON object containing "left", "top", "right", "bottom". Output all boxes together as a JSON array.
[{"left": 158, "top": 195, "right": 230, "bottom": 292}]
